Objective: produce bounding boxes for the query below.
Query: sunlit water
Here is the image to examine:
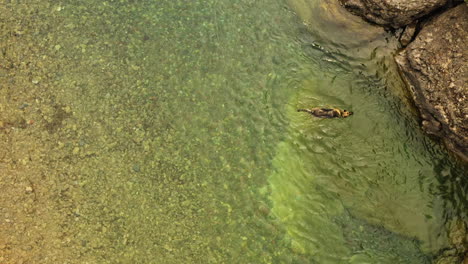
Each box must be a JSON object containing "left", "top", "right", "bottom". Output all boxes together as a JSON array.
[{"left": 7, "top": 0, "right": 466, "bottom": 263}]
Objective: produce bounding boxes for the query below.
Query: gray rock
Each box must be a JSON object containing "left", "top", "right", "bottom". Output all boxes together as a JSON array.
[
  {"left": 395, "top": 4, "right": 468, "bottom": 162},
  {"left": 339, "top": 0, "right": 449, "bottom": 28}
]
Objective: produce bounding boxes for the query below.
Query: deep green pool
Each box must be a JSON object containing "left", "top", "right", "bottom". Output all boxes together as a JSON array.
[{"left": 26, "top": 0, "right": 466, "bottom": 263}]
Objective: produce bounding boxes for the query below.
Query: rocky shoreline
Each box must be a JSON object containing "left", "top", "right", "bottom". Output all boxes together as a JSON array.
[
  {"left": 338, "top": 1, "right": 468, "bottom": 263},
  {"left": 339, "top": 0, "right": 468, "bottom": 163},
  {"left": 396, "top": 4, "right": 467, "bottom": 164}
]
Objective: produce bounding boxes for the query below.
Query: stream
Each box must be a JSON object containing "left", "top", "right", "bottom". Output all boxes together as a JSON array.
[{"left": 2, "top": 0, "right": 467, "bottom": 263}]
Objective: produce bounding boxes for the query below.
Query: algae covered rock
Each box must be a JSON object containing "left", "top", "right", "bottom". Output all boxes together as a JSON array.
[
  {"left": 434, "top": 219, "right": 468, "bottom": 264},
  {"left": 395, "top": 4, "right": 468, "bottom": 162},
  {"left": 338, "top": 0, "right": 450, "bottom": 28}
]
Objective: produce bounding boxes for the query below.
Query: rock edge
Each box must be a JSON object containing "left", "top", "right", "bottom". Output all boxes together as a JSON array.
[{"left": 395, "top": 4, "right": 468, "bottom": 162}]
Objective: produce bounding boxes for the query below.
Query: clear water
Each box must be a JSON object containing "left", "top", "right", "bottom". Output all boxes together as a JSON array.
[{"left": 3, "top": 0, "right": 466, "bottom": 263}]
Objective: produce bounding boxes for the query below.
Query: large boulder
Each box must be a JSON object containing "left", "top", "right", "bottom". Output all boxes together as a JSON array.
[
  {"left": 338, "top": 0, "right": 449, "bottom": 28},
  {"left": 395, "top": 4, "right": 468, "bottom": 162}
]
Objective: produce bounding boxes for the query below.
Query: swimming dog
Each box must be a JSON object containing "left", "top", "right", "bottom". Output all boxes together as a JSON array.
[{"left": 297, "top": 108, "right": 353, "bottom": 118}]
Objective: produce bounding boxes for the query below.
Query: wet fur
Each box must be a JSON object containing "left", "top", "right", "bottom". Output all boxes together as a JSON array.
[{"left": 297, "top": 108, "right": 353, "bottom": 118}]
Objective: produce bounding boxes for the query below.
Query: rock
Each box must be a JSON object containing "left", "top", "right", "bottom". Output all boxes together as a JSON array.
[
  {"left": 434, "top": 211, "right": 467, "bottom": 263},
  {"left": 434, "top": 252, "right": 462, "bottom": 264},
  {"left": 339, "top": 0, "right": 449, "bottom": 28},
  {"left": 437, "top": 222, "right": 467, "bottom": 263},
  {"left": 399, "top": 23, "right": 417, "bottom": 46},
  {"left": 448, "top": 220, "right": 468, "bottom": 257},
  {"left": 395, "top": 4, "right": 468, "bottom": 162},
  {"left": 25, "top": 186, "right": 33, "bottom": 193}
]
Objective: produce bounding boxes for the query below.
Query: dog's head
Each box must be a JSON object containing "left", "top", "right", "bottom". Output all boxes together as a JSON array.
[{"left": 342, "top": 110, "right": 354, "bottom": 117}]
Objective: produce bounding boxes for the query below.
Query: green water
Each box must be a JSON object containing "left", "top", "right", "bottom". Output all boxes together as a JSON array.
[{"left": 4, "top": 0, "right": 466, "bottom": 263}]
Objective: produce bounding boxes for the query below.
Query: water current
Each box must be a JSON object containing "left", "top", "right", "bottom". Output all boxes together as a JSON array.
[{"left": 1, "top": 0, "right": 467, "bottom": 263}]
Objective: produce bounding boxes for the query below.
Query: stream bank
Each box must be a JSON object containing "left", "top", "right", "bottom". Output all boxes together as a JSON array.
[
  {"left": 339, "top": 0, "right": 467, "bottom": 163},
  {"left": 336, "top": 1, "right": 468, "bottom": 263}
]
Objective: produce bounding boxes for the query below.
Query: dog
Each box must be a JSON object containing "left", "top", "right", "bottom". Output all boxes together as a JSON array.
[{"left": 297, "top": 108, "right": 353, "bottom": 118}]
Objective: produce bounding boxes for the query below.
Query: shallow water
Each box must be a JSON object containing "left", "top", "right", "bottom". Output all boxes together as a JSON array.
[{"left": 1, "top": 0, "right": 466, "bottom": 263}]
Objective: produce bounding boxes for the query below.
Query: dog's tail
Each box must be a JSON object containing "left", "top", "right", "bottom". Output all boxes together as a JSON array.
[{"left": 297, "top": 108, "right": 313, "bottom": 114}]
